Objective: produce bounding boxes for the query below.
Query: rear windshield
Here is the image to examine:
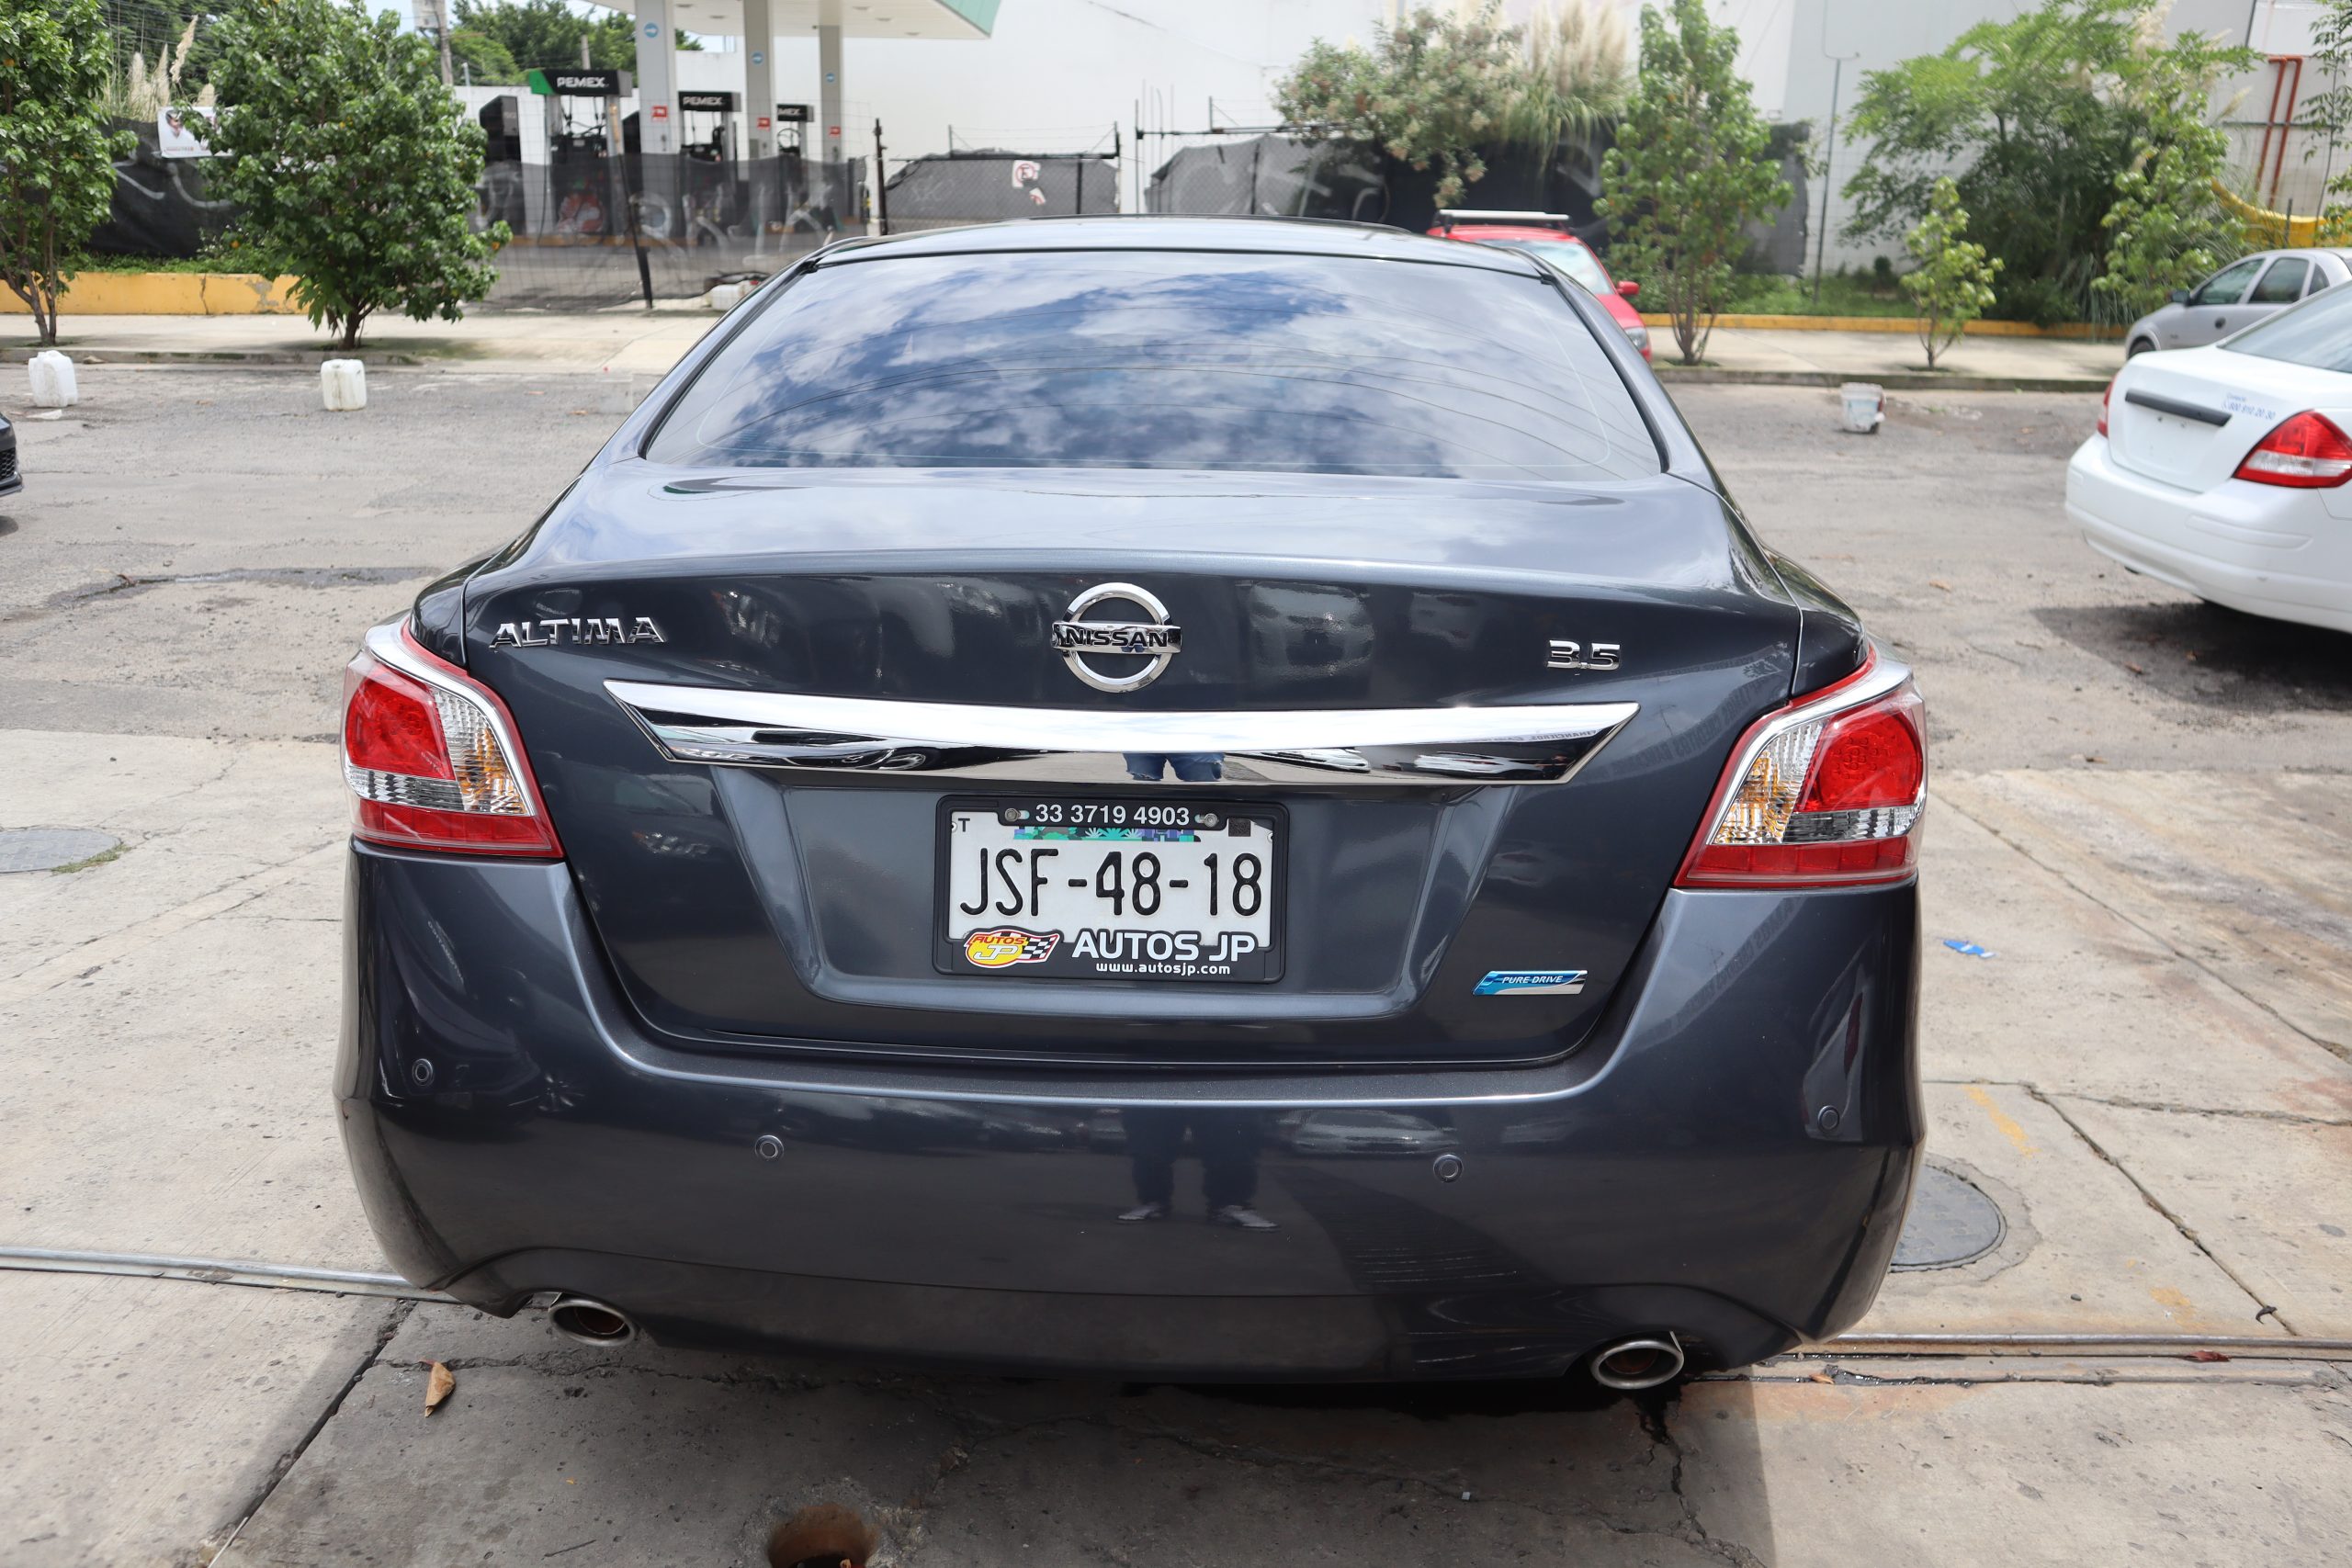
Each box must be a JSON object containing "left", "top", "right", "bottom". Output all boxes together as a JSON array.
[
  {"left": 1490, "top": 239, "right": 1614, "bottom": 299},
  {"left": 645, "top": 249, "right": 1658, "bottom": 480},
  {"left": 2222, "top": 280, "right": 2352, "bottom": 371}
]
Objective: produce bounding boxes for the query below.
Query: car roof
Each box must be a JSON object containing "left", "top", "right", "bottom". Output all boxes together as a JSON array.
[
  {"left": 1441, "top": 224, "right": 1595, "bottom": 246},
  {"left": 817, "top": 215, "right": 1548, "bottom": 276}
]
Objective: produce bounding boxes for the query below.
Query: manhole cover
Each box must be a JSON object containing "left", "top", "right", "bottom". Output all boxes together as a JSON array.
[
  {"left": 0, "top": 828, "right": 121, "bottom": 874},
  {"left": 1892, "top": 1162, "right": 2006, "bottom": 1270}
]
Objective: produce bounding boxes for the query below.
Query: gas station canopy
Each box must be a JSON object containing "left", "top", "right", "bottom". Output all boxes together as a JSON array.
[{"left": 587, "top": 0, "right": 997, "bottom": 39}]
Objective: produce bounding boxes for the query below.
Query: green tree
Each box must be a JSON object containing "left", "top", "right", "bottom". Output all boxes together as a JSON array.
[
  {"left": 1902, "top": 177, "right": 2001, "bottom": 368},
  {"left": 451, "top": 0, "right": 697, "bottom": 74},
  {"left": 1595, "top": 0, "right": 1789, "bottom": 365},
  {"left": 0, "top": 0, "right": 136, "bottom": 345},
  {"left": 208, "top": 0, "right": 504, "bottom": 350},
  {"left": 1843, "top": 0, "right": 2253, "bottom": 321},
  {"left": 447, "top": 27, "right": 521, "bottom": 85},
  {"left": 1274, "top": 2, "right": 1528, "bottom": 209},
  {"left": 2091, "top": 29, "right": 2247, "bottom": 320}
]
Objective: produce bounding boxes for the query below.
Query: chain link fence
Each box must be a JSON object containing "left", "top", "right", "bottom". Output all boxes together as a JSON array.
[{"left": 477, "top": 152, "right": 866, "bottom": 309}]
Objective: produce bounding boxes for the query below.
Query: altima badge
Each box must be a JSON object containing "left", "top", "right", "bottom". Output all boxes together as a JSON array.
[
  {"left": 1051, "top": 582, "right": 1182, "bottom": 692},
  {"left": 492, "top": 616, "right": 666, "bottom": 648}
]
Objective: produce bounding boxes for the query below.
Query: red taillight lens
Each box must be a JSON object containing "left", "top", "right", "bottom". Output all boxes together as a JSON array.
[
  {"left": 2097, "top": 377, "right": 2113, "bottom": 437},
  {"left": 2233, "top": 411, "right": 2352, "bottom": 488},
  {"left": 1676, "top": 656, "right": 1926, "bottom": 890},
  {"left": 341, "top": 625, "right": 560, "bottom": 857}
]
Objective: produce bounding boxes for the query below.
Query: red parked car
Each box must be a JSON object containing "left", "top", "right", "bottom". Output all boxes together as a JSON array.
[{"left": 1428, "top": 211, "right": 1651, "bottom": 361}]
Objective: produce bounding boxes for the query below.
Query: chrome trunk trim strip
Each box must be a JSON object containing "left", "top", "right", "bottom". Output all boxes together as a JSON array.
[{"left": 605, "top": 682, "right": 1639, "bottom": 786}]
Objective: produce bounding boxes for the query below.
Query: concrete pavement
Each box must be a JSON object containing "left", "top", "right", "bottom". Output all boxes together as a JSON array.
[{"left": 1, "top": 371, "right": 2346, "bottom": 1565}]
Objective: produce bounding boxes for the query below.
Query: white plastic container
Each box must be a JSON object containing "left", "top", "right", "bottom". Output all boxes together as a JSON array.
[
  {"left": 28, "top": 351, "right": 78, "bottom": 409},
  {"left": 320, "top": 358, "right": 367, "bottom": 412},
  {"left": 1839, "top": 381, "right": 1884, "bottom": 434},
  {"left": 706, "top": 282, "right": 745, "bottom": 310}
]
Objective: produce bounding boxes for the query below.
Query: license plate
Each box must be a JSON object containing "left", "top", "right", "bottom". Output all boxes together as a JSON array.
[{"left": 935, "top": 797, "right": 1283, "bottom": 982}]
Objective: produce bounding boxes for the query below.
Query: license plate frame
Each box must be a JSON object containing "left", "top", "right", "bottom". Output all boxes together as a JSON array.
[{"left": 933, "top": 795, "right": 1286, "bottom": 983}]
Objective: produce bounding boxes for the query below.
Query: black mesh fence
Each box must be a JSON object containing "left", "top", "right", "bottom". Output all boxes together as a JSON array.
[
  {"left": 879, "top": 152, "right": 1119, "bottom": 234},
  {"left": 94, "top": 117, "right": 234, "bottom": 258},
  {"left": 1144, "top": 135, "right": 1386, "bottom": 223},
  {"left": 478, "top": 152, "right": 868, "bottom": 309}
]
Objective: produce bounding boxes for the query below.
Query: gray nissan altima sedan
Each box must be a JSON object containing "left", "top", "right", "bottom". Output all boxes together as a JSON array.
[{"left": 335, "top": 217, "right": 1926, "bottom": 1388}]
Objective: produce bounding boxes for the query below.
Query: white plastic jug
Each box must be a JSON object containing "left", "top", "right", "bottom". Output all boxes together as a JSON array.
[
  {"left": 1839, "top": 382, "right": 1883, "bottom": 434},
  {"left": 321, "top": 358, "right": 367, "bottom": 412},
  {"left": 28, "top": 351, "right": 78, "bottom": 409},
  {"left": 706, "top": 282, "right": 744, "bottom": 310}
]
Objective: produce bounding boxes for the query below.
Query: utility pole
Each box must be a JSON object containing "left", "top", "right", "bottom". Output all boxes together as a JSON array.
[
  {"left": 874, "top": 118, "right": 888, "bottom": 235},
  {"left": 1813, "top": 6, "right": 1861, "bottom": 307},
  {"left": 424, "top": 0, "right": 455, "bottom": 86}
]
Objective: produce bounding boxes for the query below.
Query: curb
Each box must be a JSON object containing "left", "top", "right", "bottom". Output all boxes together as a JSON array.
[
  {"left": 1652, "top": 367, "right": 2109, "bottom": 393},
  {"left": 1638, "top": 311, "right": 2121, "bottom": 340},
  {"left": 1, "top": 347, "right": 432, "bottom": 367}
]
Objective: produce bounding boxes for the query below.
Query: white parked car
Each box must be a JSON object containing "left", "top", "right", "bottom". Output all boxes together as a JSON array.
[{"left": 2068, "top": 283, "right": 2352, "bottom": 633}]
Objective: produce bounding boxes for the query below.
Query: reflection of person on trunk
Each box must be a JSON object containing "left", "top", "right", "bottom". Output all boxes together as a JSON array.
[{"left": 1117, "top": 1108, "right": 1276, "bottom": 1229}]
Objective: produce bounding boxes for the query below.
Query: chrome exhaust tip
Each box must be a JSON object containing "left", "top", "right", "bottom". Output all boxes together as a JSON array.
[
  {"left": 546, "top": 1295, "right": 637, "bottom": 1346},
  {"left": 1589, "top": 1332, "right": 1686, "bottom": 1391}
]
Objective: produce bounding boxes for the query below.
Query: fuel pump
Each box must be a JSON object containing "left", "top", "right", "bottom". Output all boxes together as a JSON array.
[{"left": 677, "top": 90, "right": 741, "bottom": 246}]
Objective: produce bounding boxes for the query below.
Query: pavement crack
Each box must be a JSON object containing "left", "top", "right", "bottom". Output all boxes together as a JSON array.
[
  {"left": 209, "top": 1298, "right": 412, "bottom": 1565},
  {"left": 2026, "top": 1084, "right": 2305, "bottom": 1337},
  {"left": 1637, "top": 1394, "right": 1769, "bottom": 1568},
  {"left": 1933, "top": 792, "right": 2352, "bottom": 1066},
  {"left": 1927, "top": 1080, "right": 2352, "bottom": 1128}
]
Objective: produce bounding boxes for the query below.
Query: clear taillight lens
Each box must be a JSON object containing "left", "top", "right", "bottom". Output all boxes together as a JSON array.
[
  {"left": 341, "top": 623, "right": 560, "bottom": 857},
  {"left": 2233, "top": 411, "right": 2352, "bottom": 488},
  {"left": 1677, "top": 653, "right": 1926, "bottom": 889}
]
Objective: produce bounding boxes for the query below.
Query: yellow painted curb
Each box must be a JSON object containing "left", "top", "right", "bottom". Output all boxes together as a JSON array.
[
  {"left": 1637, "top": 311, "right": 2120, "bottom": 340},
  {"left": 0, "top": 273, "right": 302, "bottom": 316}
]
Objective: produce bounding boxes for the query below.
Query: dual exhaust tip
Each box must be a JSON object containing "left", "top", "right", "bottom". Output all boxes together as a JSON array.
[
  {"left": 1589, "top": 1332, "right": 1686, "bottom": 1391},
  {"left": 541, "top": 1300, "right": 1686, "bottom": 1389}
]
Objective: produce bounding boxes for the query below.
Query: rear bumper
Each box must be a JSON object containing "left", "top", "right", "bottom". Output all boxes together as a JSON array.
[
  {"left": 339, "top": 842, "right": 1923, "bottom": 1380},
  {"left": 2066, "top": 435, "right": 2352, "bottom": 633}
]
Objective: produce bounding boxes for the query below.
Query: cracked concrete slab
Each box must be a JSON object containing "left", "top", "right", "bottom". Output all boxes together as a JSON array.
[
  {"left": 1917, "top": 797, "right": 2352, "bottom": 1118},
  {"left": 0, "top": 732, "right": 344, "bottom": 989},
  {"left": 1860, "top": 1083, "right": 2284, "bottom": 1337},
  {"left": 1937, "top": 770, "right": 2352, "bottom": 1061},
  {"left": 231, "top": 1309, "right": 961, "bottom": 1568},
  {"left": 2053, "top": 1097, "right": 2352, "bottom": 1338},
  {"left": 1676, "top": 1370, "right": 2352, "bottom": 1567},
  {"left": 0, "top": 1272, "right": 393, "bottom": 1568}
]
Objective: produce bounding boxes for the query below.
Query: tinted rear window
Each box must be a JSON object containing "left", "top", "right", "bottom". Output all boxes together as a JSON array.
[
  {"left": 646, "top": 250, "right": 1658, "bottom": 480},
  {"left": 2224, "top": 280, "right": 2352, "bottom": 372}
]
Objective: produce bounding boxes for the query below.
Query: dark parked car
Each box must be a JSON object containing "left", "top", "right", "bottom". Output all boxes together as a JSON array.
[
  {"left": 0, "top": 410, "right": 20, "bottom": 499},
  {"left": 337, "top": 217, "right": 1925, "bottom": 1387}
]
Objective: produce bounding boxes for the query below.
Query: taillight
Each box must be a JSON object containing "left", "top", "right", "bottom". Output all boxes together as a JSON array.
[
  {"left": 341, "top": 623, "right": 560, "bottom": 857},
  {"left": 1676, "top": 652, "right": 1925, "bottom": 889},
  {"left": 2097, "top": 377, "right": 2113, "bottom": 437},
  {"left": 2233, "top": 411, "right": 2352, "bottom": 488}
]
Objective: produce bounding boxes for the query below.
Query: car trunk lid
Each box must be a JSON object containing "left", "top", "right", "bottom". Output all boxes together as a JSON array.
[{"left": 460, "top": 464, "right": 1803, "bottom": 1066}]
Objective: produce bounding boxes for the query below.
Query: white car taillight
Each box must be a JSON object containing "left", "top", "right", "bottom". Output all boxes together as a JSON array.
[
  {"left": 2233, "top": 411, "right": 2352, "bottom": 488},
  {"left": 1676, "top": 652, "right": 1925, "bottom": 889},
  {"left": 341, "top": 622, "right": 560, "bottom": 857}
]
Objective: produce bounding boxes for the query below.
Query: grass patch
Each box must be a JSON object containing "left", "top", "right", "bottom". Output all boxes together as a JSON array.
[
  {"left": 51, "top": 843, "right": 128, "bottom": 874},
  {"left": 75, "top": 252, "right": 288, "bottom": 276},
  {"left": 1720, "top": 272, "right": 1916, "bottom": 318}
]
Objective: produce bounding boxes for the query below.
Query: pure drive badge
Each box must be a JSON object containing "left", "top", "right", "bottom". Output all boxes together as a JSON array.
[{"left": 1474, "top": 969, "right": 1588, "bottom": 997}]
